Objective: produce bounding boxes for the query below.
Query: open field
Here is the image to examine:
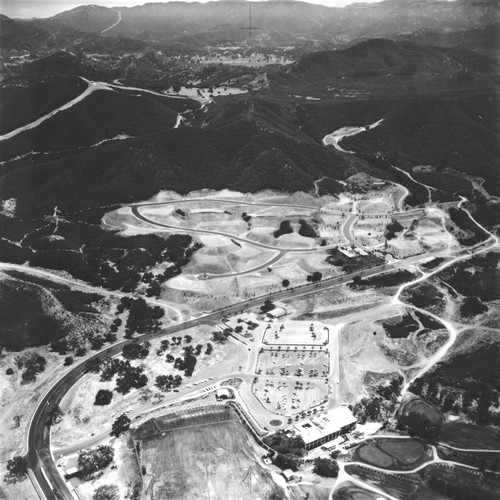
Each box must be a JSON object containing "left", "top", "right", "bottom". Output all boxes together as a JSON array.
[
  {"left": 134, "top": 407, "right": 283, "bottom": 500},
  {"left": 440, "top": 422, "right": 500, "bottom": 450}
]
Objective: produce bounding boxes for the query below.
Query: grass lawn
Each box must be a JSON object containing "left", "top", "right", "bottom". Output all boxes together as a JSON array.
[
  {"left": 440, "top": 422, "right": 500, "bottom": 450},
  {"left": 357, "top": 443, "right": 394, "bottom": 468},
  {"left": 379, "top": 440, "right": 426, "bottom": 465}
]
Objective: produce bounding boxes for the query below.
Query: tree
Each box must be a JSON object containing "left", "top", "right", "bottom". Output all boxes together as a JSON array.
[
  {"left": 78, "top": 445, "right": 114, "bottom": 478},
  {"left": 5, "top": 456, "right": 28, "bottom": 482},
  {"left": 352, "top": 275, "right": 363, "bottom": 285},
  {"left": 282, "top": 279, "right": 290, "bottom": 288},
  {"left": 13, "top": 415, "right": 22, "bottom": 428},
  {"left": 313, "top": 458, "right": 339, "bottom": 477},
  {"left": 273, "top": 453, "right": 299, "bottom": 471},
  {"left": 211, "top": 329, "right": 230, "bottom": 344},
  {"left": 93, "top": 485, "right": 119, "bottom": 500},
  {"left": 64, "top": 356, "right": 74, "bottom": 366},
  {"left": 85, "top": 357, "right": 102, "bottom": 373},
  {"left": 260, "top": 297, "right": 275, "bottom": 314},
  {"left": 122, "top": 342, "right": 150, "bottom": 360},
  {"left": 111, "top": 414, "right": 131, "bottom": 437},
  {"left": 48, "top": 405, "right": 64, "bottom": 425},
  {"left": 115, "top": 365, "right": 148, "bottom": 394},
  {"left": 94, "top": 389, "right": 113, "bottom": 406},
  {"left": 310, "top": 271, "right": 322, "bottom": 283},
  {"left": 6, "top": 367, "right": 14, "bottom": 375}
]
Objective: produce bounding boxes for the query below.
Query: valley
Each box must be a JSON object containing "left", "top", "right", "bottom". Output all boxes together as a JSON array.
[{"left": 0, "top": 1, "right": 499, "bottom": 500}]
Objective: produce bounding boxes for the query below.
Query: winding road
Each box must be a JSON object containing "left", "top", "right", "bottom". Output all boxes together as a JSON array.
[{"left": 13, "top": 192, "right": 498, "bottom": 499}]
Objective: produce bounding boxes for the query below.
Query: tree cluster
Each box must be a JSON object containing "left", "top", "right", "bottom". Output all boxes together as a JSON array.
[
  {"left": 298, "top": 219, "right": 319, "bottom": 238},
  {"left": 397, "top": 412, "right": 441, "bottom": 443},
  {"left": 15, "top": 352, "right": 47, "bottom": 384},
  {"left": 111, "top": 414, "right": 131, "bottom": 437},
  {"left": 4, "top": 456, "right": 28, "bottom": 483},
  {"left": 155, "top": 374, "right": 183, "bottom": 392},
  {"left": 121, "top": 297, "right": 164, "bottom": 337},
  {"left": 273, "top": 220, "right": 293, "bottom": 238},
  {"left": 78, "top": 445, "right": 114, "bottom": 479},
  {"left": 122, "top": 341, "right": 150, "bottom": 360},
  {"left": 313, "top": 457, "right": 339, "bottom": 477}
]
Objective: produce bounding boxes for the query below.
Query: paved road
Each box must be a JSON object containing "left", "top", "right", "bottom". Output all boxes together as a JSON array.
[
  {"left": 131, "top": 205, "right": 332, "bottom": 254},
  {"left": 24, "top": 255, "right": 421, "bottom": 500}
]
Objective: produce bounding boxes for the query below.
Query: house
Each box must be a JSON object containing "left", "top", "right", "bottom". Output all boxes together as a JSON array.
[{"left": 282, "top": 469, "right": 295, "bottom": 482}]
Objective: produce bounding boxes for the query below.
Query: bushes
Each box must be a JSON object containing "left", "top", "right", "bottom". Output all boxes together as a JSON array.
[
  {"left": 351, "top": 270, "right": 416, "bottom": 289},
  {"left": 460, "top": 297, "right": 488, "bottom": 318},
  {"left": 449, "top": 207, "right": 488, "bottom": 246}
]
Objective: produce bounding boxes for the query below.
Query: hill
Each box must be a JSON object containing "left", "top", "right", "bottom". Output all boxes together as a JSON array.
[
  {"left": 1, "top": 0, "right": 498, "bottom": 52},
  {"left": 0, "top": 84, "right": 198, "bottom": 161},
  {"left": 0, "top": 272, "right": 105, "bottom": 351},
  {"left": 289, "top": 39, "right": 497, "bottom": 95}
]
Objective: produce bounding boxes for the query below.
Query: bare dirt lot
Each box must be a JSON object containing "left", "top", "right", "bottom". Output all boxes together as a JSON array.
[{"left": 135, "top": 407, "right": 284, "bottom": 500}]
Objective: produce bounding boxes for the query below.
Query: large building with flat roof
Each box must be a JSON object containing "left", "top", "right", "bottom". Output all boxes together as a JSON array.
[{"left": 293, "top": 406, "right": 357, "bottom": 450}]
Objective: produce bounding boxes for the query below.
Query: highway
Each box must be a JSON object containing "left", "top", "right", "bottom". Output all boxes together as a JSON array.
[{"left": 22, "top": 254, "right": 420, "bottom": 500}]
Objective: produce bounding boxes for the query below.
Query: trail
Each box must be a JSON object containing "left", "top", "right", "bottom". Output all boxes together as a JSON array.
[
  {"left": 391, "top": 197, "right": 499, "bottom": 395},
  {"left": 0, "top": 80, "right": 114, "bottom": 141},
  {"left": 392, "top": 165, "right": 436, "bottom": 203},
  {"left": 108, "top": 81, "right": 188, "bottom": 99},
  {"left": 322, "top": 118, "right": 384, "bottom": 154},
  {"left": 101, "top": 9, "right": 122, "bottom": 33}
]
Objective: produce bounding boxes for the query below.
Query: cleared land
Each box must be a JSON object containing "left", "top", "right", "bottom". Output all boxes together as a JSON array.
[{"left": 134, "top": 407, "right": 283, "bottom": 500}]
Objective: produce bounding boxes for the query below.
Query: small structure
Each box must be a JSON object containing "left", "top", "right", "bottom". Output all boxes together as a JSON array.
[
  {"left": 215, "top": 388, "right": 232, "bottom": 401},
  {"left": 338, "top": 246, "right": 357, "bottom": 258},
  {"left": 282, "top": 469, "right": 295, "bottom": 482},
  {"left": 266, "top": 307, "right": 287, "bottom": 320},
  {"left": 293, "top": 407, "right": 357, "bottom": 451}
]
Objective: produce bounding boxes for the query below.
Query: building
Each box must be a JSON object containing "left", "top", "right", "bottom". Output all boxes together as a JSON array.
[
  {"left": 216, "top": 388, "right": 232, "bottom": 401},
  {"left": 282, "top": 469, "right": 295, "bottom": 482},
  {"left": 266, "top": 307, "right": 287, "bottom": 320},
  {"left": 293, "top": 407, "right": 357, "bottom": 451}
]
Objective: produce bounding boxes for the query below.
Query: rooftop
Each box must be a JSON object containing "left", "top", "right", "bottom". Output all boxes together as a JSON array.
[{"left": 293, "top": 407, "right": 357, "bottom": 445}]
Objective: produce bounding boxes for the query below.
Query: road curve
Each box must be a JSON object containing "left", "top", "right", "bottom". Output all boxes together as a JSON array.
[{"left": 25, "top": 256, "right": 420, "bottom": 499}]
